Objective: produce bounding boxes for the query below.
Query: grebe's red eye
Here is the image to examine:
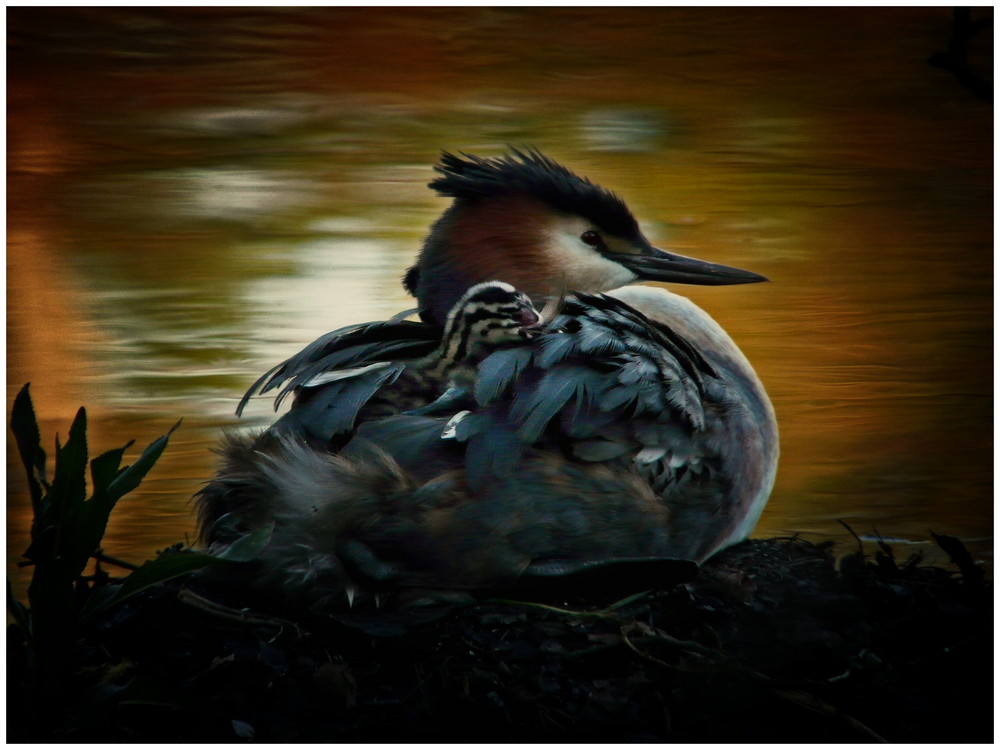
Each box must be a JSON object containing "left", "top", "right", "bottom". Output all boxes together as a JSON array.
[{"left": 580, "top": 230, "right": 602, "bottom": 247}]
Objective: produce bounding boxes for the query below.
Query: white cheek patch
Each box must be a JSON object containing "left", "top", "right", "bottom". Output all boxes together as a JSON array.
[{"left": 545, "top": 220, "right": 637, "bottom": 292}]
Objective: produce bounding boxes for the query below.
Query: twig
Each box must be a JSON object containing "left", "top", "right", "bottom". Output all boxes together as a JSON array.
[
  {"left": 619, "top": 621, "right": 727, "bottom": 670},
  {"left": 177, "top": 586, "right": 302, "bottom": 635},
  {"left": 93, "top": 551, "right": 139, "bottom": 571},
  {"left": 482, "top": 598, "right": 621, "bottom": 620},
  {"left": 772, "top": 689, "right": 887, "bottom": 743},
  {"left": 18, "top": 551, "right": 140, "bottom": 571},
  {"left": 621, "top": 621, "right": 888, "bottom": 742},
  {"left": 601, "top": 589, "right": 653, "bottom": 613},
  {"left": 838, "top": 519, "right": 865, "bottom": 558}
]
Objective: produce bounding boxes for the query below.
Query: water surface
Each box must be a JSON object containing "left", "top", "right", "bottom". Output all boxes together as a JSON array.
[{"left": 7, "top": 8, "right": 993, "bottom": 595}]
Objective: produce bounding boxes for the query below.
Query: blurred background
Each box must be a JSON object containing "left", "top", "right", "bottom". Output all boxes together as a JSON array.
[{"left": 7, "top": 7, "right": 993, "bottom": 596}]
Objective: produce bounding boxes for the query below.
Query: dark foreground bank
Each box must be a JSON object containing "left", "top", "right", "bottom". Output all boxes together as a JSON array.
[{"left": 8, "top": 531, "right": 990, "bottom": 743}]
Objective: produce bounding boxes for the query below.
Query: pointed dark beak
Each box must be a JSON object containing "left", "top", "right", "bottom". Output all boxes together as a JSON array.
[{"left": 609, "top": 243, "right": 768, "bottom": 286}]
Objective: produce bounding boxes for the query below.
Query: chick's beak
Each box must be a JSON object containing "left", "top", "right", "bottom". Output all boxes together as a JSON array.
[
  {"left": 608, "top": 241, "right": 768, "bottom": 286},
  {"left": 510, "top": 296, "right": 544, "bottom": 339},
  {"left": 518, "top": 307, "right": 542, "bottom": 327}
]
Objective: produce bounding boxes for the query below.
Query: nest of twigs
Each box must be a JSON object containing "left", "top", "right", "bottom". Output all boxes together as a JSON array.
[{"left": 8, "top": 533, "right": 990, "bottom": 743}]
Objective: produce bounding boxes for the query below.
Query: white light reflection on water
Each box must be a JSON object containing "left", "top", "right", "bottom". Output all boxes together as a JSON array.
[{"left": 239, "top": 236, "right": 416, "bottom": 348}]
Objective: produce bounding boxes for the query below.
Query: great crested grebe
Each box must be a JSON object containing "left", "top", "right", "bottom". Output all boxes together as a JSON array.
[{"left": 196, "top": 149, "right": 778, "bottom": 605}]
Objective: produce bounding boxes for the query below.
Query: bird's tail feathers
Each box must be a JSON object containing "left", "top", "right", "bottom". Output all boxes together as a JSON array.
[{"left": 194, "top": 430, "right": 416, "bottom": 599}]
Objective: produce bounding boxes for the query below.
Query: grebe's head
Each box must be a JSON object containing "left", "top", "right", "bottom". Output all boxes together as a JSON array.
[{"left": 405, "top": 149, "right": 766, "bottom": 324}]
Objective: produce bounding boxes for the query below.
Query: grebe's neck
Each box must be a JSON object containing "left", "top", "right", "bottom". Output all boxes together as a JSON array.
[{"left": 407, "top": 196, "right": 556, "bottom": 324}]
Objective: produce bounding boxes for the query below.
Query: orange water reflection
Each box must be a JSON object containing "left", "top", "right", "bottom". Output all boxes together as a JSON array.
[{"left": 7, "top": 8, "right": 992, "bottom": 597}]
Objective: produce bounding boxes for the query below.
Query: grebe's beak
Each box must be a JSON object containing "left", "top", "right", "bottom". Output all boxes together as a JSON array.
[{"left": 608, "top": 241, "right": 768, "bottom": 286}]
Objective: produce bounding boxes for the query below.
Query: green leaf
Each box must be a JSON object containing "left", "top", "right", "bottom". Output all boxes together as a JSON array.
[
  {"left": 112, "top": 676, "right": 191, "bottom": 709},
  {"left": 77, "top": 424, "right": 181, "bottom": 576},
  {"left": 48, "top": 407, "right": 89, "bottom": 547},
  {"left": 105, "top": 420, "right": 181, "bottom": 502},
  {"left": 216, "top": 522, "right": 274, "bottom": 562},
  {"left": 75, "top": 445, "right": 132, "bottom": 562},
  {"left": 22, "top": 524, "right": 58, "bottom": 565},
  {"left": 45, "top": 407, "right": 121, "bottom": 580},
  {"left": 119, "top": 553, "right": 227, "bottom": 596},
  {"left": 89, "top": 443, "right": 131, "bottom": 497},
  {"left": 79, "top": 551, "right": 231, "bottom": 622},
  {"left": 79, "top": 582, "right": 123, "bottom": 621},
  {"left": 9, "top": 392, "right": 193, "bottom": 684},
  {"left": 7, "top": 578, "right": 32, "bottom": 637},
  {"left": 10, "top": 383, "right": 47, "bottom": 510}
]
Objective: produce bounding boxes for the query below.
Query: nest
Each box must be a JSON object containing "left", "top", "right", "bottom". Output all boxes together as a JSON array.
[{"left": 7, "top": 534, "right": 990, "bottom": 743}]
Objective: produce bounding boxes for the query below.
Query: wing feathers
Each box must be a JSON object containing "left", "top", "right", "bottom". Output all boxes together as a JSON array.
[{"left": 242, "top": 291, "right": 722, "bottom": 489}]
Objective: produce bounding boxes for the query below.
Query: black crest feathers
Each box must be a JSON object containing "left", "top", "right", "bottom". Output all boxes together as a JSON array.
[{"left": 430, "top": 148, "right": 640, "bottom": 238}]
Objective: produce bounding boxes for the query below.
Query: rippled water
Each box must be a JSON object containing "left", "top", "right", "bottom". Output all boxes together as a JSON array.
[{"left": 7, "top": 8, "right": 993, "bottom": 596}]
